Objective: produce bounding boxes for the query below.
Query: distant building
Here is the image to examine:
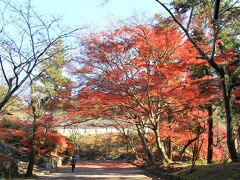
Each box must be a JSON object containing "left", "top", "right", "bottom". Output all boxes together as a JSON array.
[{"left": 56, "top": 126, "right": 119, "bottom": 136}]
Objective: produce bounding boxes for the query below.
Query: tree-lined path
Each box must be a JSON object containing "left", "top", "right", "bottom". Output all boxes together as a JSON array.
[
  {"left": 36, "top": 161, "right": 157, "bottom": 180},
  {"left": 1, "top": 0, "right": 240, "bottom": 179}
]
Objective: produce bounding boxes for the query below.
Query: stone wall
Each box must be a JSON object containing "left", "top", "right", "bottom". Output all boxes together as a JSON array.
[
  {"left": 35, "top": 157, "right": 63, "bottom": 170},
  {"left": 0, "top": 143, "right": 27, "bottom": 160},
  {"left": 0, "top": 155, "right": 18, "bottom": 179},
  {"left": 0, "top": 143, "right": 26, "bottom": 178},
  {"left": 0, "top": 143, "right": 63, "bottom": 177}
]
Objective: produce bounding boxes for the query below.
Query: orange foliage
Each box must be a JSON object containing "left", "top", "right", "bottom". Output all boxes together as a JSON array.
[
  {"left": 0, "top": 117, "right": 73, "bottom": 157},
  {"left": 69, "top": 18, "right": 229, "bottom": 161}
]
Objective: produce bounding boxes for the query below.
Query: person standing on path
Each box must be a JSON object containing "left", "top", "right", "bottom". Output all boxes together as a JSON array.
[{"left": 70, "top": 156, "right": 77, "bottom": 172}]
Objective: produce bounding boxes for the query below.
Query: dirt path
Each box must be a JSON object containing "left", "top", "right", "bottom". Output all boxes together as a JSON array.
[{"left": 33, "top": 161, "right": 159, "bottom": 180}]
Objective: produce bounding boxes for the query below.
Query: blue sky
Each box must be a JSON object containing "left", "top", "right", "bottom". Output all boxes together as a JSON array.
[{"left": 32, "top": 0, "right": 167, "bottom": 28}]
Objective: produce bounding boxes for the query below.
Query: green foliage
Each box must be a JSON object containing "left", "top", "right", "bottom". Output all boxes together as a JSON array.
[
  {"left": 0, "top": 86, "right": 7, "bottom": 99},
  {"left": 62, "top": 156, "right": 71, "bottom": 165},
  {"left": 41, "top": 40, "right": 70, "bottom": 90},
  {"left": 0, "top": 86, "right": 25, "bottom": 113},
  {"left": 218, "top": 2, "right": 240, "bottom": 51},
  {"left": 30, "top": 39, "right": 71, "bottom": 114},
  {"left": 171, "top": 0, "right": 211, "bottom": 14}
]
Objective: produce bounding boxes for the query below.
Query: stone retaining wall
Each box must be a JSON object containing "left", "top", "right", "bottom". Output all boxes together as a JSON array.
[
  {"left": 0, "top": 155, "right": 18, "bottom": 179},
  {"left": 0, "top": 143, "right": 63, "bottom": 177}
]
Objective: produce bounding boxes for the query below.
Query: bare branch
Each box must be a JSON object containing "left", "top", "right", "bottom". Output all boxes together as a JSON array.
[
  {"left": 0, "top": 0, "right": 80, "bottom": 110},
  {"left": 154, "top": 0, "right": 224, "bottom": 75},
  {"left": 187, "top": 3, "right": 194, "bottom": 31}
]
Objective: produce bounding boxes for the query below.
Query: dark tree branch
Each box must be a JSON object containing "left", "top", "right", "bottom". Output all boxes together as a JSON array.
[
  {"left": 214, "top": 0, "right": 221, "bottom": 20},
  {"left": 154, "top": 0, "right": 224, "bottom": 75}
]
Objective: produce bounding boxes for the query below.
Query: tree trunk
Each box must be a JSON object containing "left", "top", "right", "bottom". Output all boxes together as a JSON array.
[
  {"left": 124, "top": 134, "right": 139, "bottom": 160},
  {"left": 165, "top": 137, "right": 172, "bottom": 160},
  {"left": 238, "top": 120, "right": 240, "bottom": 153},
  {"left": 153, "top": 128, "right": 171, "bottom": 163},
  {"left": 207, "top": 105, "right": 213, "bottom": 164},
  {"left": 222, "top": 79, "right": 239, "bottom": 162},
  {"left": 26, "top": 107, "right": 38, "bottom": 176},
  {"left": 179, "top": 135, "right": 199, "bottom": 161},
  {"left": 191, "top": 139, "right": 204, "bottom": 172},
  {"left": 238, "top": 120, "right": 240, "bottom": 140},
  {"left": 129, "top": 144, "right": 139, "bottom": 160},
  {"left": 166, "top": 108, "right": 172, "bottom": 160},
  {"left": 136, "top": 125, "right": 155, "bottom": 164}
]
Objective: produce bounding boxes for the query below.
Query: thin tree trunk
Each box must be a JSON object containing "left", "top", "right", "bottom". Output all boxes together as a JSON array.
[
  {"left": 179, "top": 136, "right": 199, "bottom": 161},
  {"left": 153, "top": 128, "right": 171, "bottom": 163},
  {"left": 129, "top": 144, "right": 139, "bottom": 160},
  {"left": 166, "top": 108, "right": 172, "bottom": 160},
  {"left": 207, "top": 105, "right": 213, "bottom": 164},
  {"left": 165, "top": 137, "right": 172, "bottom": 160},
  {"left": 124, "top": 134, "right": 139, "bottom": 160},
  {"left": 136, "top": 125, "right": 155, "bottom": 164},
  {"left": 238, "top": 121, "right": 240, "bottom": 140},
  {"left": 26, "top": 107, "right": 38, "bottom": 176},
  {"left": 191, "top": 139, "right": 204, "bottom": 172},
  {"left": 238, "top": 120, "right": 240, "bottom": 153},
  {"left": 222, "top": 80, "right": 239, "bottom": 162},
  {"left": 26, "top": 82, "right": 38, "bottom": 177}
]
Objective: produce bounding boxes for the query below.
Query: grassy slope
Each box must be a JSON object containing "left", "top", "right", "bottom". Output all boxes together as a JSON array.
[{"left": 171, "top": 163, "right": 240, "bottom": 180}]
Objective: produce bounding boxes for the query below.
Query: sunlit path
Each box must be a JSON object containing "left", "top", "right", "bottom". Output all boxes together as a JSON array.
[{"left": 35, "top": 161, "right": 158, "bottom": 180}]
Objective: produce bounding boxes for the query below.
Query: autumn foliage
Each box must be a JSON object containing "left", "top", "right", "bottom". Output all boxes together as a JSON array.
[
  {"left": 1, "top": 12, "right": 239, "bottom": 168},
  {"left": 68, "top": 17, "right": 234, "bottom": 163},
  {"left": 0, "top": 117, "right": 73, "bottom": 157}
]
